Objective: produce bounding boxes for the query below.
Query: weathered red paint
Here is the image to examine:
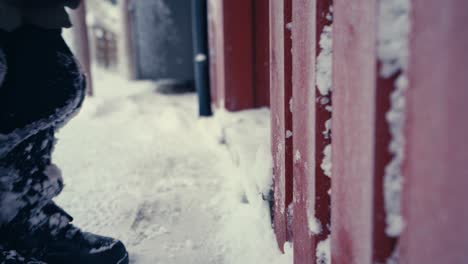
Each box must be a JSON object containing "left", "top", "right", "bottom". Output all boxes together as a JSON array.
[
  {"left": 207, "top": 0, "right": 271, "bottom": 111},
  {"left": 313, "top": 0, "right": 333, "bottom": 254},
  {"left": 291, "top": 0, "right": 316, "bottom": 262},
  {"left": 372, "top": 71, "right": 398, "bottom": 262},
  {"left": 399, "top": 0, "right": 468, "bottom": 263},
  {"left": 222, "top": 0, "right": 255, "bottom": 111},
  {"left": 253, "top": 0, "right": 270, "bottom": 108},
  {"left": 207, "top": 0, "right": 255, "bottom": 111},
  {"left": 291, "top": 0, "right": 333, "bottom": 262},
  {"left": 331, "top": 0, "right": 377, "bottom": 263},
  {"left": 270, "top": 0, "right": 294, "bottom": 252}
]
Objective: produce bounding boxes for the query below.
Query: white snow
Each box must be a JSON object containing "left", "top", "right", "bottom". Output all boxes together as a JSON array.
[
  {"left": 43, "top": 164, "right": 63, "bottom": 184},
  {"left": 316, "top": 14, "right": 334, "bottom": 182},
  {"left": 308, "top": 216, "right": 321, "bottom": 235},
  {"left": 316, "top": 236, "right": 330, "bottom": 264},
  {"left": 289, "top": 98, "right": 293, "bottom": 114},
  {"left": 53, "top": 69, "right": 292, "bottom": 264},
  {"left": 320, "top": 144, "right": 332, "bottom": 178},
  {"left": 378, "top": 0, "right": 411, "bottom": 238},
  {"left": 316, "top": 25, "right": 333, "bottom": 97},
  {"left": 294, "top": 150, "right": 302, "bottom": 162},
  {"left": 195, "top": 54, "right": 207, "bottom": 62},
  {"left": 323, "top": 119, "right": 331, "bottom": 139},
  {"left": 89, "top": 241, "right": 120, "bottom": 254},
  {"left": 378, "top": 0, "right": 411, "bottom": 78}
]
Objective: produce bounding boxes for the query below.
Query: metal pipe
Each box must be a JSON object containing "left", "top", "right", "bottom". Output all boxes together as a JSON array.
[{"left": 191, "top": 0, "right": 212, "bottom": 117}]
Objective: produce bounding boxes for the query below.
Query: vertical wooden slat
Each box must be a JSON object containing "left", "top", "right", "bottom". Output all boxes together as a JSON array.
[
  {"left": 400, "top": 0, "right": 468, "bottom": 263},
  {"left": 207, "top": 0, "right": 255, "bottom": 111},
  {"left": 292, "top": 0, "right": 333, "bottom": 262},
  {"left": 222, "top": 0, "right": 255, "bottom": 111},
  {"left": 253, "top": 0, "right": 270, "bottom": 108},
  {"left": 331, "top": 0, "right": 377, "bottom": 263},
  {"left": 270, "top": 0, "right": 294, "bottom": 252},
  {"left": 291, "top": 0, "right": 315, "bottom": 261}
]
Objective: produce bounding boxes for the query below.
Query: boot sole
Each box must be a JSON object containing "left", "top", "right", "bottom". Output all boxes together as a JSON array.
[{"left": 117, "top": 253, "right": 129, "bottom": 264}]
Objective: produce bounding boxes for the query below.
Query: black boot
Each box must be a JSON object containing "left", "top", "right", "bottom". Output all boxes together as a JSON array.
[
  {"left": 41, "top": 226, "right": 129, "bottom": 264},
  {"left": 0, "top": 203, "right": 129, "bottom": 264},
  {"left": 0, "top": 245, "right": 45, "bottom": 264}
]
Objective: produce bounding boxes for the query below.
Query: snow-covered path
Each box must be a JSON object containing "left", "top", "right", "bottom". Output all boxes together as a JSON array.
[{"left": 52, "top": 72, "right": 292, "bottom": 264}]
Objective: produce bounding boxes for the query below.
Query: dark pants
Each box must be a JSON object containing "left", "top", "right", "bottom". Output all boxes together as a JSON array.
[{"left": 0, "top": 25, "right": 86, "bottom": 244}]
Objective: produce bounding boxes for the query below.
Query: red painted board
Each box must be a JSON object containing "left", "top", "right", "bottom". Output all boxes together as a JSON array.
[
  {"left": 253, "top": 0, "right": 270, "bottom": 108},
  {"left": 207, "top": 0, "right": 255, "bottom": 111},
  {"left": 331, "top": 0, "right": 377, "bottom": 263},
  {"left": 222, "top": 0, "right": 255, "bottom": 111},
  {"left": 400, "top": 0, "right": 468, "bottom": 263},
  {"left": 291, "top": 0, "right": 333, "bottom": 262},
  {"left": 270, "top": 0, "right": 294, "bottom": 252},
  {"left": 291, "top": 0, "right": 316, "bottom": 262}
]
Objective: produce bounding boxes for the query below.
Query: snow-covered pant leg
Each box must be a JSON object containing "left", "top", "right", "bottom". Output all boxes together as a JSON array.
[
  {"left": 0, "top": 48, "right": 5, "bottom": 87},
  {"left": 0, "top": 26, "right": 85, "bottom": 249},
  {"left": 0, "top": 244, "right": 46, "bottom": 264},
  {"left": 0, "top": 128, "right": 69, "bottom": 233}
]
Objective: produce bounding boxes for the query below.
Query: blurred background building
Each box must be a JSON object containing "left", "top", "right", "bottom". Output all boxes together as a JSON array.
[{"left": 77, "top": 0, "right": 195, "bottom": 86}]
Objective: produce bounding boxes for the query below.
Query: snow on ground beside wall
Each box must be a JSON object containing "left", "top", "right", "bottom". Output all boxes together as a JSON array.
[{"left": 53, "top": 69, "right": 292, "bottom": 264}]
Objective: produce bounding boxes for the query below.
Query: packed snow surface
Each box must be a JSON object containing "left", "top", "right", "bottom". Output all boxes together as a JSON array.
[{"left": 53, "top": 70, "right": 292, "bottom": 264}]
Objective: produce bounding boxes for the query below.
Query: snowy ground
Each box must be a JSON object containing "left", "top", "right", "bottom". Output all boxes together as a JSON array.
[{"left": 52, "top": 70, "right": 293, "bottom": 264}]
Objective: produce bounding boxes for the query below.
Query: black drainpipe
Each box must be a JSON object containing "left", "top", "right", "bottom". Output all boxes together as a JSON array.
[{"left": 192, "top": 0, "right": 213, "bottom": 117}]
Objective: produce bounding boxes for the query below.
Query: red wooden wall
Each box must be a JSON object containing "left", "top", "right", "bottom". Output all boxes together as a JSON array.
[
  {"left": 270, "top": 0, "right": 468, "bottom": 263},
  {"left": 207, "top": 0, "right": 468, "bottom": 263},
  {"left": 400, "top": 0, "right": 468, "bottom": 263},
  {"left": 207, "top": 0, "right": 270, "bottom": 111},
  {"left": 270, "top": 0, "right": 293, "bottom": 252},
  {"left": 291, "top": 0, "right": 332, "bottom": 263},
  {"left": 332, "top": 0, "right": 388, "bottom": 262}
]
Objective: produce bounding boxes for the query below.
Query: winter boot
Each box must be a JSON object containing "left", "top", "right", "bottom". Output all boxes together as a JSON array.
[
  {"left": 0, "top": 203, "right": 129, "bottom": 264},
  {"left": 40, "top": 226, "right": 129, "bottom": 264},
  {"left": 0, "top": 245, "right": 45, "bottom": 264}
]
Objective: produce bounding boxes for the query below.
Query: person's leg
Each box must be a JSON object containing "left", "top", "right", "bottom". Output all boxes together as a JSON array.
[
  {"left": 0, "top": 128, "right": 65, "bottom": 235},
  {"left": 0, "top": 26, "right": 128, "bottom": 264},
  {"left": 0, "top": 25, "right": 86, "bottom": 157},
  {"left": 0, "top": 244, "right": 46, "bottom": 264}
]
